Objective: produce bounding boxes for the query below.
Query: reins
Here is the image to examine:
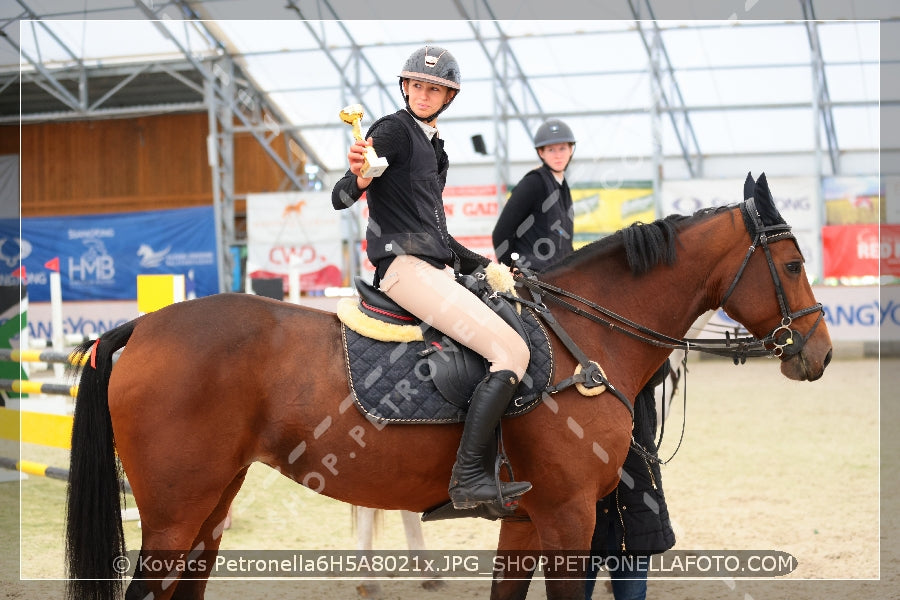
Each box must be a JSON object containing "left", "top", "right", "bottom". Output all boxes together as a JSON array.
[
  {"left": 510, "top": 274, "right": 776, "bottom": 363},
  {"left": 650, "top": 351, "right": 690, "bottom": 466},
  {"left": 509, "top": 197, "right": 825, "bottom": 365}
]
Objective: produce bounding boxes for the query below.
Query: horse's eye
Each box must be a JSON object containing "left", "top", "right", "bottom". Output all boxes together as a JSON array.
[{"left": 785, "top": 261, "right": 802, "bottom": 274}]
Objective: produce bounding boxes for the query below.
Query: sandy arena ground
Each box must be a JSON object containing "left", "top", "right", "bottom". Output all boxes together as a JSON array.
[{"left": 1, "top": 356, "right": 896, "bottom": 599}]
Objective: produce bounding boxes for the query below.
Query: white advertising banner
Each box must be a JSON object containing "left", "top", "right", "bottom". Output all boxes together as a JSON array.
[
  {"left": 660, "top": 176, "right": 818, "bottom": 228},
  {"left": 661, "top": 176, "right": 821, "bottom": 281},
  {"left": 246, "top": 191, "right": 343, "bottom": 292},
  {"left": 443, "top": 184, "right": 499, "bottom": 259}
]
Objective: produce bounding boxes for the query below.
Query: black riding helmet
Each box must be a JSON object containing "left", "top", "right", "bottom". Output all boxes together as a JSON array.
[
  {"left": 533, "top": 118, "right": 576, "bottom": 170},
  {"left": 398, "top": 45, "right": 461, "bottom": 123}
]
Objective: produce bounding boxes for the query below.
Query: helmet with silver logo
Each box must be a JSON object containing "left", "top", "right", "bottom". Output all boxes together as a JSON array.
[
  {"left": 533, "top": 118, "right": 576, "bottom": 170},
  {"left": 398, "top": 45, "right": 460, "bottom": 122},
  {"left": 533, "top": 119, "right": 576, "bottom": 148},
  {"left": 399, "top": 45, "right": 461, "bottom": 90}
]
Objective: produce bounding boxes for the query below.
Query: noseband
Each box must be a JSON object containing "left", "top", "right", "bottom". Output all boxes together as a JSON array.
[{"left": 719, "top": 197, "right": 825, "bottom": 358}]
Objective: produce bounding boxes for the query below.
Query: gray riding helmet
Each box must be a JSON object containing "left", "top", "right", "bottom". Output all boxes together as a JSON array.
[
  {"left": 533, "top": 118, "right": 576, "bottom": 170},
  {"left": 533, "top": 118, "right": 576, "bottom": 148},
  {"left": 398, "top": 45, "right": 461, "bottom": 122}
]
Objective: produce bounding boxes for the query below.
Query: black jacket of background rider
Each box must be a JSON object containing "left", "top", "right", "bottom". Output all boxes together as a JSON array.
[
  {"left": 492, "top": 163, "right": 574, "bottom": 272},
  {"left": 590, "top": 364, "right": 676, "bottom": 558}
]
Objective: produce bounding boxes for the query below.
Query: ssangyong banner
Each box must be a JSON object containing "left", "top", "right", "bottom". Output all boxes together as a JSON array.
[
  {"left": 246, "top": 191, "right": 343, "bottom": 292},
  {"left": 0, "top": 206, "right": 218, "bottom": 302}
]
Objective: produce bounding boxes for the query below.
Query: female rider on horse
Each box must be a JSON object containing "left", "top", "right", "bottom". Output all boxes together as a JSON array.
[{"left": 331, "top": 46, "right": 531, "bottom": 511}]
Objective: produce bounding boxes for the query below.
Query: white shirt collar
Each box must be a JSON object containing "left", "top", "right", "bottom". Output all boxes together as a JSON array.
[{"left": 413, "top": 117, "right": 438, "bottom": 140}]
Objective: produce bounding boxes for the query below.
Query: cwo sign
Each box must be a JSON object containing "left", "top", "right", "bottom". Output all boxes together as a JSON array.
[{"left": 246, "top": 191, "right": 343, "bottom": 291}]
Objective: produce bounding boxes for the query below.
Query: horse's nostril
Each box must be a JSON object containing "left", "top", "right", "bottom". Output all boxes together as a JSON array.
[{"left": 824, "top": 348, "right": 833, "bottom": 369}]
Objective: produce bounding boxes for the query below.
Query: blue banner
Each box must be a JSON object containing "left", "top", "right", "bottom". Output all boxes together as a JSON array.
[{"left": 0, "top": 206, "right": 219, "bottom": 301}]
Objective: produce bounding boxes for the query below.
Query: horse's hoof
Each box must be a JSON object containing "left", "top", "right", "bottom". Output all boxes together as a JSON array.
[
  {"left": 421, "top": 578, "right": 446, "bottom": 591},
  {"left": 356, "top": 583, "right": 382, "bottom": 598}
]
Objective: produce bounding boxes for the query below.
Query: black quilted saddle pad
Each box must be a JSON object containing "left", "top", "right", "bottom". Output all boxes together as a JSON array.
[{"left": 342, "top": 307, "right": 554, "bottom": 424}]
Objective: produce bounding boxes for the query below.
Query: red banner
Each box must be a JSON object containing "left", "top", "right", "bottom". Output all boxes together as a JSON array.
[
  {"left": 882, "top": 225, "right": 900, "bottom": 277},
  {"left": 821, "top": 224, "right": 900, "bottom": 278}
]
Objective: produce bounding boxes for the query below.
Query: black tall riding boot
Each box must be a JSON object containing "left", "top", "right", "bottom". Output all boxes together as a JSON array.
[{"left": 449, "top": 370, "right": 532, "bottom": 509}]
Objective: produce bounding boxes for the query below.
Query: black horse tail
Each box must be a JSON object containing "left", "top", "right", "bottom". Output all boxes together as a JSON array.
[{"left": 64, "top": 319, "right": 138, "bottom": 600}]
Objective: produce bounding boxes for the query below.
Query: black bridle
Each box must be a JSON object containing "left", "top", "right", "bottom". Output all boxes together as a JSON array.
[
  {"left": 501, "top": 198, "right": 826, "bottom": 464},
  {"left": 720, "top": 197, "right": 825, "bottom": 358},
  {"left": 511, "top": 198, "right": 824, "bottom": 365}
]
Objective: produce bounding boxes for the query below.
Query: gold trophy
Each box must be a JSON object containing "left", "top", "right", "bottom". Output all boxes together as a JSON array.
[{"left": 339, "top": 103, "right": 389, "bottom": 178}]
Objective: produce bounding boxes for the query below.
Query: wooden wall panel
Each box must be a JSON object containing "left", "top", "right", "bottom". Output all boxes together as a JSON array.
[
  {"left": 0, "top": 127, "right": 17, "bottom": 154},
  {"left": 234, "top": 132, "right": 294, "bottom": 194},
  {"left": 6, "top": 112, "right": 300, "bottom": 223}
]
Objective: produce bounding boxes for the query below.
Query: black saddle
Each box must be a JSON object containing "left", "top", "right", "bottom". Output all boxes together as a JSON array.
[
  {"left": 342, "top": 275, "right": 553, "bottom": 424},
  {"left": 356, "top": 277, "right": 419, "bottom": 326},
  {"left": 355, "top": 274, "right": 528, "bottom": 338}
]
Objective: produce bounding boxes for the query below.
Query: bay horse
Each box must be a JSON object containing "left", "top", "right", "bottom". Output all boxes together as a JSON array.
[{"left": 64, "top": 173, "right": 832, "bottom": 600}]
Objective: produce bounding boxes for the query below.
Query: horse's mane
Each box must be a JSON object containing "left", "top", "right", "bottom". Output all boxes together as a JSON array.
[{"left": 550, "top": 205, "right": 734, "bottom": 276}]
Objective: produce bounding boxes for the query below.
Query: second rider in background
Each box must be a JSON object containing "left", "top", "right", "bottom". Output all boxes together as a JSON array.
[{"left": 492, "top": 118, "right": 576, "bottom": 272}]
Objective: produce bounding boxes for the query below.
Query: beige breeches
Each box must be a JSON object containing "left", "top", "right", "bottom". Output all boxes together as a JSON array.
[{"left": 379, "top": 255, "right": 529, "bottom": 379}]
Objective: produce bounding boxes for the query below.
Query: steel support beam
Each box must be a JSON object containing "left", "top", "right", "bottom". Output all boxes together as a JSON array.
[
  {"left": 7, "top": 2, "right": 87, "bottom": 112},
  {"left": 134, "top": 0, "right": 327, "bottom": 291},
  {"left": 285, "top": 0, "right": 397, "bottom": 120},
  {"left": 492, "top": 63, "right": 510, "bottom": 206},
  {"left": 6, "top": 18, "right": 208, "bottom": 122},
  {"left": 453, "top": 0, "right": 547, "bottom": 203},
  {"left": 1, "top": 102, "right": 208, "bottom": 125},
  {"left": 282, "top": 0, "right": 399, "bottom": 285},
  {"left": 206, "top": 62, "right": 236, "bottom": 294},
  {"left": 454, "top": 5, "right": 547, "bottom": 137},
  {"left": 133, "top": 4, "right": 259, "bottom": 293},
  {"left": 156, "top": 1, "right": 325, "bottom": 178},
  {"left": 649, "top": 32, "right": 663, "bottom": 216},
  {"left": 0, "top": 57, "right": 208, "bottom": 124},
  {"left": 801, "top": 0, "right": 840, "bottom": 175},
  {"left": 5, "top": 24, "right": 82, "bottom": 112},
  {"left": 627, "top": 0, "right": 703, "bottom": 178}
]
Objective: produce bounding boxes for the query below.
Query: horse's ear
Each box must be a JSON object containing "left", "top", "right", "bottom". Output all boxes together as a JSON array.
[
  {"left": 753, "top": 172, "right": 787, "bottom": 227},
  {"left": 744, "top": 172, "right": 755, "bottom": 200},
  {"left": 755, "top": 172, "right": 772, "bottom": 203}
]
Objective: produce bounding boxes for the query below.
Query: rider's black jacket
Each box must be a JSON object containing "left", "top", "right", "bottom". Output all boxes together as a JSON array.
[{"left": 332, "top": 109, "right": 487, "bottom": 282}]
